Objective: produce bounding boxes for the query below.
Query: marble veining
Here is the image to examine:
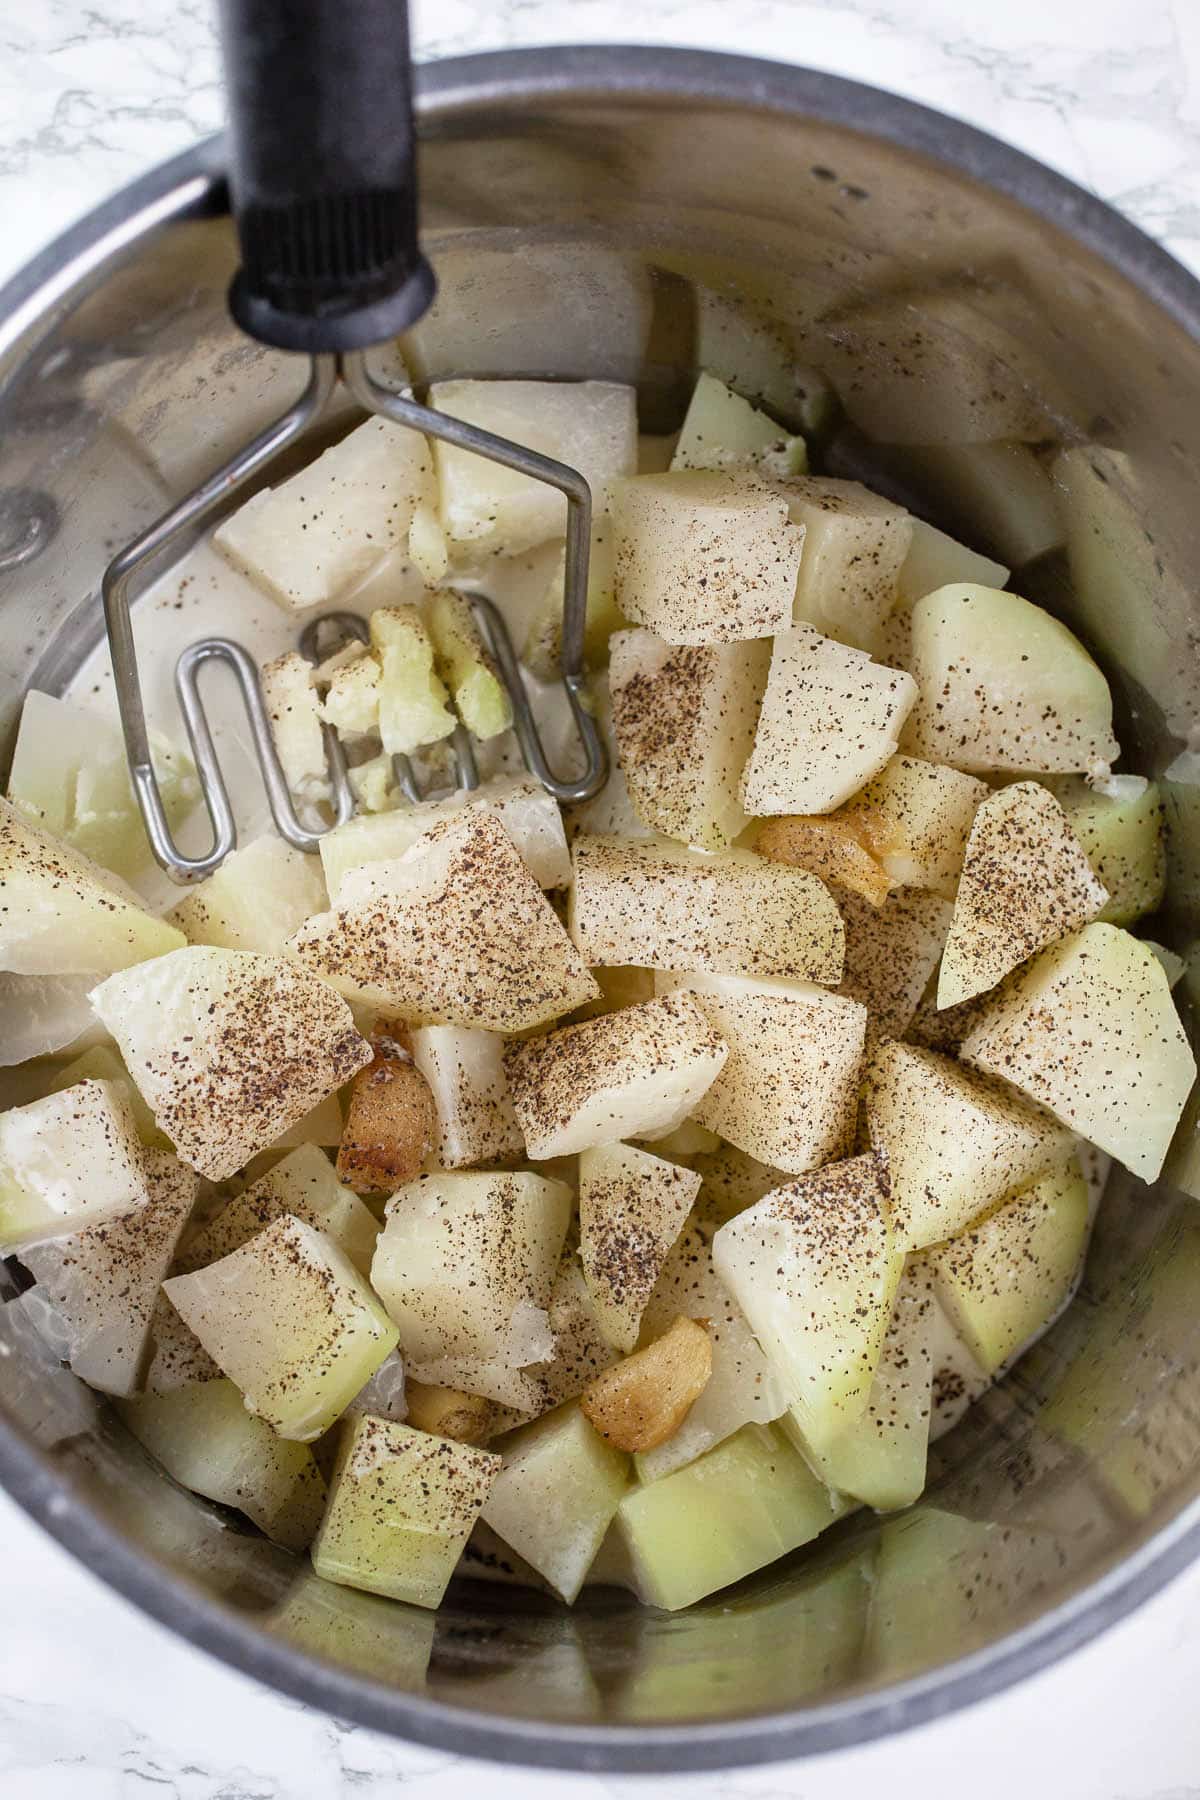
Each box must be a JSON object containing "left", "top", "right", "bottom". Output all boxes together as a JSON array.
[{"left": 2, "top": 0, "right": 1200, "bottom": 1794}]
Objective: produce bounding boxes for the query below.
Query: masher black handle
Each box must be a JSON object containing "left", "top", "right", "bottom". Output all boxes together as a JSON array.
[{"left": 217, "top": 0, "right": 435, "bottom": 353}]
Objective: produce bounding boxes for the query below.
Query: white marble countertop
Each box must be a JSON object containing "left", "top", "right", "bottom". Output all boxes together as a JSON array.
[{"left": 3, "top": 1, "right": 1200, "bottom": 1795}]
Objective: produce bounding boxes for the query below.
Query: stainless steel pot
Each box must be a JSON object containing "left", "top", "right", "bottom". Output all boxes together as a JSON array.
[{"left": 1, "top": 45, "right": 1199, "bottom": 1773}]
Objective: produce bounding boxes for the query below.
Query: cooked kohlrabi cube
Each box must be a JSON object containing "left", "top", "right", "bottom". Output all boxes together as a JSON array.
[
  {"left": 319, "top": 777, "right": 570, "bottom": 898},
  {"left": 0, "top": 1078, "right": 150, "bottom": 1251},
  {"left": 616, "top": 1423, "right": 846, "bottom": 1610},
  {"left": 369, "top": 607, "right": 456, "bottom": 757},
  {"left": 937, "top": 781, "right": 1108, "bottom": 1008},
  {"left": 8, "top": 690, "right": 197, "bottom": 879},
  {"left": 313, "top": 1414, "right": 501, "bottom": 1607},
  {"left": 163, "top": 1215, "right": 398, "bottom": 1440},
  {"left": 318, "top": 647, "right": 381, "bottom": 739},
  {"left": 259, "top": 651, "right": 329, "bottom": 802},
  {"left": 608, "top": 628, "right": 770, "bottom": 851},
  {"left": 1056, "top": 775, "right": 1167, "bottom": 927},
  {"left": 670, "top": 373, "right": 806, "bottom": 476},
  {"left": 503, "top": 993, "right": 728, "bottom": 1160},
  {"left": 962, "top": 923, "right": 1196, "bottom": 1181},
  {"left": 179, "top": 1143, "right": 378, "bottom": 1276},
  {"left": 482, "top": 1403, "right": 631, "bottom": 1603},
  {"left": 91, "top": 946, "right": 370, "bottom": 1180},
  {"left": 429, "top": 378, "right": 637, "bottom": 556},
  {"left": 569, "top": 835, "right": 844, "bottom": 985},
  {"left": 169, "top": 835, "right": 328, "bottom": 954},
  {"left": 46, "top": 1042, "right": 167, "bottom": 1147},
  {"left": 0, "top": 798, "right": 184, "bottom": 976},
  {"left": 214, "top": 416, "right": 435, "bottom": 613},
  {"left": 371, "top": 1170, "right": 573, "bottom": 1365},
  {"left": 790, "top": 1260, "right": 935, "bottom": 1512},
  {"left": 903, "top": 585, "right": 1119, "bottom": 775},
  {"left": 121, "top": 1376, "right": 327, "bottom": 1551},
  {"left": 578, "top": 1142, "right": 699, "bottom": 1353},
  {"left": 839, "top": 755, "right": 989, "bottom": 899},
  {"left": 784, "top": 477, "right": 912, "bottom": 652},
  {"left": 895, "top": 519, "right": 1009, "bottom": 608},
  {"left": 611, "top": 471, "right": 804, "bottom": 643},
  {"left": 657, "top": 971, "right": 867, "bottom": 1176},
  {"left": 408, "top": 1025, "right": 524, "bottom": 1170},
  {"left": 837, "top": 885, "right": 954, "bottom": 1041},
  {"left": 289, "top": 812, "right": 596, "bottom": 1030},
  {"left": 924, "top": 1158, "right": 1091, "bottom": 1374},
  {"left": 865, "top": 1040, "right": 1073, "bottom": 1252},
  {"left": 20, "top": 1148, "right": 196, "bottom": 1395},
  {"left": 741, "top": 627, "right": 917, "bottom": 816},
  {"left": 713, "top": 1153, "right": 902, "bottom": 1454},
  {"left": 0, "top": 972, "right": 103, "bottom": 1068},
  {"left": 427, "top": 589, "right": 512, "bottom": 740}
]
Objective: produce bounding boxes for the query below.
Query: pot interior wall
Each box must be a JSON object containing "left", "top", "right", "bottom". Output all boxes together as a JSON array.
[{"left": 1, "top": 76, "right": 1199, "bottom": 1745}]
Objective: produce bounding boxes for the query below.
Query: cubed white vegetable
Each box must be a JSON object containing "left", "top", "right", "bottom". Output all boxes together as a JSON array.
[
  {"left": 504, "top": 993, "right": 729, "bottom": 1160},
  {"left": 430, "top": 378, "right": 637, "bottom": 555},
  {"left": 169, "top": 835, "right": 328, "bottom": 954},
  {"left": 214, "top": 416, "right": 434, "bottom": 612},
  {"left": 90, "top": 946, "right": 370, "bottom": 1180},
  {"left": 0, "top": 1079, "right": 150, "bottom": 1252},
  {"left": 408, "top": 1025, "right": 523, "bottom": 1169},
  {"left": 741, "top": 627, "right": 917, "bottom": 816}
]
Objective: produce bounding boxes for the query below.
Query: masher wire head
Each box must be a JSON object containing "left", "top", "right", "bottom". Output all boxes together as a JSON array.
[{"left": 101, "top": 349, "right": 608, "bottom": 884}]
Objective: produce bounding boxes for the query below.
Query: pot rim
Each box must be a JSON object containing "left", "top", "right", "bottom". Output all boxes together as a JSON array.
[{"left": 1, "top": 43, "right": 1199, "bottom": 1773}]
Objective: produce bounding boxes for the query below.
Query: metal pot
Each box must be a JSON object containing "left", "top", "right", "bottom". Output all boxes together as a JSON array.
[{"left": 1, "top": 45, "right": 1199, "bottom": 1774}]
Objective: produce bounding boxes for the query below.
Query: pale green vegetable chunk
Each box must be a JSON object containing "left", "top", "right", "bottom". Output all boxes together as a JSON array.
[
  {"left": 895, "top": 519, "right": 1009, "bottom": 608},
  {"left": 178, "top": 1143, "right": 378, "bottom": 1277},
  {"left": 836, "top": 884, "right": 954, "bottom": 1041},
  {"left": 569, "top": 835, "right": 844, "bottom": 984},
  {"left": 214, "top": 416, "right": 434, "bottom": 613},
  {"left": 1056, "top": 775, "right": 1167, "bottom": 926},
  {"left": 0, "top": 797, "right": 185, "bottom": 976},
  {"left": 791, "top": 1261, "right": 934, "bottom": 1512},
  {"left": 839, "top": 754, "right": 988, "bottom": 898},
  {"left": 521, "top": 523, "right": 626, "bottom": 680},
  {"left": 90, "top": 946, "right": 370, "bottom": 1181},
  {"left": 503, "top": 993, "right": 728, "bottom": 1161},
  {"left": 46, "top": 1042, "right": 168, "bottom": 1147},
  {"left": 741, "top": 626, "right": 917, "bottom": 816},
  {"left": 21, "top": 1148, "right": 195, "bottom": 1396},
  {"left": 961, "top": 923, "right": 1196, "bottom": 1181},
  {"left": 578, "top": 1143, "right": 699, "bottom": 1352},
  {"left": 428, "top": 589, "right": 513, "bottom": 740},
  {"left": 670, "top": 372, "right": 806, "bottom": 476},
  {"left": 319, "top": 651, "right": 381, "bottom": 738},
  {"left": 259, "top": 651, "right": 329, "bottom": 802},
  {"left": 902, "top": 585, "right": 1118, "bottom": 776},
  {"left": 0, "top": 1078, "right": 150, "bottom": 1252},
  {"left": 369, "top": 606, "right": 456, "bottom": 756},
  {"left": 163, "top": 1215, "right": 399, "bottom": 1440},
  {"left": 937, "top": 781, "right": 1108, "bottom": 1008},
  {"left": 865, "top": 1040, "right": 1073, "bottom": 1252},
  {"left": 7, "top": 690, "right": 197, "bottom": 880},
  {"left": 290, "top": 812, "right": 596, "bottom": 1030},
  {"left": 169, "top": 835, "right": 328, "bottom": 954},
  {"left": 122, "top": 1377, "right": 327, "bottom": 1551},
  {"left": 319, "top": 777, "right": 570, "bottom": 898},
  {"left": 482, "top": 1403, "right": 630, "bottom": 1602},
  {"left": 409, "top": 1025, "right": 523, "bottom": 1170},
  {"left": 713, "top": 1153, "right": 902, "bottom": 1454},
  {"left": 312, "top": 1414, "right": 501, "bottom": 1608},
  {"left": 784, "top": 477, "right": 912, "bottom": 652},
  {"left": 611, "top": 470, "right": 803, "bottom": 644},
  {"left": 616, "top": 1423, "right": 846, "bottom": 1610},
  {"left": 371, "top": 1170, "right": 572, "bottom": 1368},
  {"left": 656, "top": 972, "right": 867, "bottom": 1175},
  {"left": 923, "top": 1158, "right": 1091, "bottom": 1374},
  {"left": 429, "top": 378, "right": 637, "bottom": 556},
  {"left": 608, "top": 628, "right": 770, "bottom": 851}
]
